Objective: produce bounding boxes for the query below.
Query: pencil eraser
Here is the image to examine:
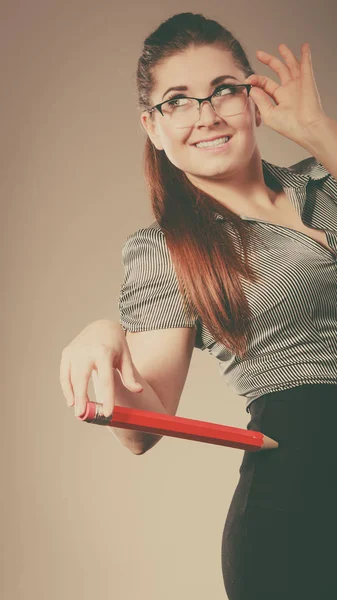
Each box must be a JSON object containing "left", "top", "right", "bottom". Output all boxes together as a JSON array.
[{"left": 77, "top": 402, "right": 95, "bottom": 421}]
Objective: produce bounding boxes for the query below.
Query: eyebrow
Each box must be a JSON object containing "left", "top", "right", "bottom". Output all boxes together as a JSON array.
[{"left": 161, "top": 75, "right": 240, "bottom": 101}]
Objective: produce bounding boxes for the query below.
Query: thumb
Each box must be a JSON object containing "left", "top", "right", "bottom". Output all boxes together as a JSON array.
[
  {"left": 249, "top": 86, "right": 275, "bottom": 122},
  {"left": 119, "top": 353, "right": 143, "bottom": 392}
]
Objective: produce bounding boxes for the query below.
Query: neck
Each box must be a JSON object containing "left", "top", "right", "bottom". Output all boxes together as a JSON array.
[{"left": 185, "top": 148, "right": 281, "bottom": 215}]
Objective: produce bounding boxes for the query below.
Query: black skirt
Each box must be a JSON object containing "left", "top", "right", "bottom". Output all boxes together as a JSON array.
[{"left": 221, "top": 383, "right": 337, "bottom": 600}]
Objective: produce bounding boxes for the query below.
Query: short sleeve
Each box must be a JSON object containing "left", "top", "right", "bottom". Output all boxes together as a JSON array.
[{"left": 118, "top": 225, "right": 199, "bottom": 333}]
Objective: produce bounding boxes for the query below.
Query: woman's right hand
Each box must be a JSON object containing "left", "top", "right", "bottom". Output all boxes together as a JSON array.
[{"left": 59, "top": 320, "right": 143, "bottom": 418}]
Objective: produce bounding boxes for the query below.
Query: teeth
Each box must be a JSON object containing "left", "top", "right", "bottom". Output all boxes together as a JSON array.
[{"left": 195, "top": 136, "right": 230, "bottom": 148}]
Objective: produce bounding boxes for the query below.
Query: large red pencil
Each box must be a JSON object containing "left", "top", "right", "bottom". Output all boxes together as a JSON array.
[{"left": 77, "top": 401, "right": 279, "bottom": 452}]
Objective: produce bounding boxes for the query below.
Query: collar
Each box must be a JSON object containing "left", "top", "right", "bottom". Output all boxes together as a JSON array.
[
  {"left": 212, "top": 157, "right": 329, "bottom": 221},
  {"left": 262, "top": 156, "right": 329, "bottom": 184}
]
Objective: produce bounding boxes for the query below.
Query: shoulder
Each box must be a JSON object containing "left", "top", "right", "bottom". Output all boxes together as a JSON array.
[
  {"left": 263, "top": 156, "right": 332, "bottom": 185},
  {"left": 122, "top": 221, "right": 165, "bottom": 253},
  {"left": 121, "top": 221, "right": 175, "bottom": 271},
  {"left": 287, "top": 156, "right": 318, "bottom": 174},
  {"left": 287, "top": 156, "right": 330, "bottom": 179}
]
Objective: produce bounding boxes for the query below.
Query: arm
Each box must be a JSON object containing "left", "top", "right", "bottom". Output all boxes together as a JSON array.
[{"left": 108, "top": 325, "right": 197, "bottom": 455}]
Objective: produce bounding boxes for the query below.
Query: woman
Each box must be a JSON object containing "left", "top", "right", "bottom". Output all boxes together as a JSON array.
[{"left": 60, "top": 13, "right": 337, "bottom": 599}]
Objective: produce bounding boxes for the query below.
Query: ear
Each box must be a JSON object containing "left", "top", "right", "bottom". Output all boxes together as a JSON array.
[
  {"left": 255, "top": 104, "right": 262, "bottom": 128},
  {"left": 140, "top": 111, "right": 164, "bottom": 151}
]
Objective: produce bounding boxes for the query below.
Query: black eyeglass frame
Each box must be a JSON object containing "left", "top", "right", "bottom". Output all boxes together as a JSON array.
[{"left": 147, "top": 83, "right": 253, "bottom": 117}]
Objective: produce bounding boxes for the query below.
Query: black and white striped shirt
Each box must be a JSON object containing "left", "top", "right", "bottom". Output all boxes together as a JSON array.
[{"left": 118, "top": 156, "right": 337, "bottom": 413}]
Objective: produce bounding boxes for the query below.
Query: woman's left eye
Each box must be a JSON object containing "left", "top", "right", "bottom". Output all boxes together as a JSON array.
[{"left": 214, "top": 85, "right": 233, "bottom": 96}]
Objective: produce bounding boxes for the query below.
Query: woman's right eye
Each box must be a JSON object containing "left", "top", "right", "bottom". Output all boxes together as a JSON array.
[{"left": 167, "top": 97, "right": 188, "bottom": 107}]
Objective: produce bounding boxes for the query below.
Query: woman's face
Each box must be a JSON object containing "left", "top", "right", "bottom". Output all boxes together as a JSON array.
[{"left": 141, "top": 44, "right": 261, "bottom": 183}]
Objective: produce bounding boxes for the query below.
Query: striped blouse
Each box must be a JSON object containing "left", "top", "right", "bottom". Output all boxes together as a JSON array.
[{"left": 118, "top": 156, "right": 337, "bottom": 414}]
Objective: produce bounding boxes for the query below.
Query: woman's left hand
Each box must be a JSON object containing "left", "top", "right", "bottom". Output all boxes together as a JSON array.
[{"left": 244, "top": 43, "right": 327, "bottom": 145}]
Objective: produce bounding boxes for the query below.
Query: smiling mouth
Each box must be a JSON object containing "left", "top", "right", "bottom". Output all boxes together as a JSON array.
[{"left": 194, "top": 135, "right": 232, "bottom": 148}]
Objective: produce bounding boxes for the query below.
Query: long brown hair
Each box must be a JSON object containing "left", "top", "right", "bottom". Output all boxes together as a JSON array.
[{"left": 136, "top": 12, "right": 266, "bottom": 359}]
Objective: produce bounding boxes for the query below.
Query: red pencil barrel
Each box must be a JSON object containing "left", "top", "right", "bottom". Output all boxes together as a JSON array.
[{"left": 76, "top": 401, "right": 264, "bottom": 452}]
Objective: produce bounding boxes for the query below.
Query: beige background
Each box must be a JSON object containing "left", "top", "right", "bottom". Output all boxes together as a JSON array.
[{"left": 2, "top": 0, "right": 336, "bottom": 598}]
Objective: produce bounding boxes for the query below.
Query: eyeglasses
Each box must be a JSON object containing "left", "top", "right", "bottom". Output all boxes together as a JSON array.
[{"left": 148, "top": 84, "right": 252, "bottom": 129}]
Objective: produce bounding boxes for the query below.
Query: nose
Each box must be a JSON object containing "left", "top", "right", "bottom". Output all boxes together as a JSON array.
[{"left": 196, "top": 100, "right": 222, "bottom": 126}]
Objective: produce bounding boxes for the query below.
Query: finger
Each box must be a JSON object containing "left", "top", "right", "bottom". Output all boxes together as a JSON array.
[
  {"left": 118, "top": 349, "right": 143, "bottom": 392},
  {"left": 249, "top": 86, "right": 276, "bottom": 123},
  {"left": 256, "top": 49, "right": 292, "bottom": 85},
  {"left": 59, "top": 349, "right": 75, "bottom": 407},
  {"left": 278, "top": 44, "right": 301, "bottom": 79},
  {"left": 70, "top": 361, "right": 92, "bottom": 416},
  {"left": 300, "top": 42, "right": 315, "bottom": 85},
  {"left": 299, "top": 43, "right": 321, "bottom": 115},
  {"left": 91, "top": 369, "right": 107, "bottom": 411},
  {"left": 94, "top": 355, "right": 116, "bottom": 418},
  {"left": 92, "top": 368, "right": 100, "bottom": 398},
  {"left": 246, "top": 74, "right": 280, "bottom": 100}
]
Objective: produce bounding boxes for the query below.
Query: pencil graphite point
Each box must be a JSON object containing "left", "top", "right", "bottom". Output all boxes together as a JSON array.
[{"left": 261, "top": 434, "right": 279, "bottom": 450}]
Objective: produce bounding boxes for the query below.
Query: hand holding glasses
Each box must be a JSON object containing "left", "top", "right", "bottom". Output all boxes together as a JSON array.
[{"left": 147, "top": 84, "right": 252, "bottom": 129}]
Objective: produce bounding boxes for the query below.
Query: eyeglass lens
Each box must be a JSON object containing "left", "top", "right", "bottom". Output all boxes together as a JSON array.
[{"left": 161, "top": 87, "right": 249, "bottom": 128}]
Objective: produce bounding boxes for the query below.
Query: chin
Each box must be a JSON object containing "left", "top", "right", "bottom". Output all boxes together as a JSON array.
[{"left": 188, "top": 163, "right": 232, "bottom": 180}]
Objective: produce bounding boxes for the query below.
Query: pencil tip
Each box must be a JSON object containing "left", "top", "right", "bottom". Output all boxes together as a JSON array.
[{"left": 261, "top": 434, "right": 279, "bottom": 450}]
